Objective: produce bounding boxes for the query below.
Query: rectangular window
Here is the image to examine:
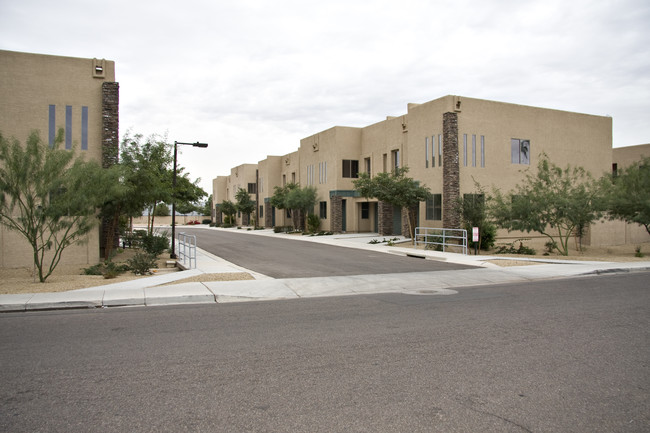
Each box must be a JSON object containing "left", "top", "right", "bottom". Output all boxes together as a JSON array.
[
  {"left": 463, "top": 134, "right": 468, "bottom": 166},
  {"left": 260, "top": 177, "right": 264, "bottom": 193},
  {"left": 425, "top": 137, "right": 429, "bottom": 168},
  {"left": 382, "top": 153, "right": 387, "bottom": 172},
  {"left": 342, "top": 160, "right": 359, "bottom": 178},
  {"left": 463, "top": 193, "right": 485, "bottom": 206},
  {"left": 319, "top": 201, "right": 327, "bottom": 219},
  {"left": 286, "top": 208, "right": 292, "bottom": 218},
  {"left": 392, "top": 150, "right": 400, "bottom": 171},
  {"left": 361, "top": 202, "right": 369, "bottom": 219},
  {"left": 291, "top": 172, "right": 296, "bottom": 183},
  {"left": 438, "top": 134, "right": 442, "bottom": 165},
  {"left": 480, "top": 135, "right": 485, "bottom": 168},
  {"left": 48, "top": 104, "right": 56, "bottom": 147},
  {"left": 511, "top": 139, "right": 531, "bottom": 165},
  {"left": 65, "top": 105, "right": 72, "bottom": 149},
  {"left": 364, "top": 157, "right": 371, "bottom": 174},
  {"left": 426, "top": 194, "right": 442, "bottom": 220},
  {"left": 259, "top": 205, "right": 263, "bottom": 218},
  {"left": 472, "top": 134, "right": 476, "bottom": 167},
  {"left": 81, "top": 106, "right": 88, "bottom": 150},
  {"left": 282, "top": 174, "right": 286, "bottom": 186},
  {"left": 247, "top": 183, "right": 257, "bottom": 194}
]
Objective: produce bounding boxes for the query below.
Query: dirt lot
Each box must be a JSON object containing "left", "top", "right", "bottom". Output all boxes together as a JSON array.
[
  {"left": 1, "top": 242, "right": 647, "bottom": 296},
  {"left": 0, "top": 249, "right": 253, "bottom": 295}
]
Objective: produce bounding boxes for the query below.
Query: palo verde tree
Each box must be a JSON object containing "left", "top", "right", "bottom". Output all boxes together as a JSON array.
[
  {"left": 0, "top": 130, "right": 107, "bottom": 282},
  {"left": 603, "top": 157, "right": 650, "bottom": 235},
  {"left": 269, "top": 182, "right": 298, "bottom": 228},
  {"left": 174, "top": 171, "right": 208, "bottom": 216},
  {"left": 286, "top": 185, "right": 318, "bottom": 231},
  {"left": 490, "top": 154, "right": 604, "bottom": 256},
  {"left": 353, "top": 167, "right": 431, "bottom": 242},
  {"left": 235, "top": 187, "right": 256, "bottom": 225},
  {"left": 119, "top": 132, "right": 173, "bottom": 234},
  {"left": 454, "top": 181, "right": 496, "bottom": 251},
  {"left": 220, "top": 200, "right": 237, "bottom": 225}
]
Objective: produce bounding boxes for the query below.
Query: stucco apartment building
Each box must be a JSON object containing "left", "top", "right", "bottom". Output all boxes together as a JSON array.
[
  {"left": 214, "top": 95, "right": 647, "bottom": 247},
  {"left": 0, "top": 50, "right": 119, "bottom": 267}
]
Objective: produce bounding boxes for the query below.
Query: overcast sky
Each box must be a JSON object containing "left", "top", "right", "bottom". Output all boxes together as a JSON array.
[{"left": 1, "top": 0, "right": 649, "bottom": 194}]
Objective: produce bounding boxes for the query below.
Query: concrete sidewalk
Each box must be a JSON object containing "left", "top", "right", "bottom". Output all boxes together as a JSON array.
[{"left": 2, "top": 227, "right": 649, "bottom": 312}]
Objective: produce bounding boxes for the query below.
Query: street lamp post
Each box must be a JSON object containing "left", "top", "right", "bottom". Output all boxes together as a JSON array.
[{"left": 171, "top": 141, "right": 208, "bottom": 259}]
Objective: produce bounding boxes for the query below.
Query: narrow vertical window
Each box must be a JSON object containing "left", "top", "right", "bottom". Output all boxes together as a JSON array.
[
  {"left": 48, "top": 105, "right": 56, "bottom": 147},
  {"left": 472, "top": 134, "right": 476, "bottom": 167},
  {"left": 438, "top": 134, "right": 442, "bottom": 164},
  {"left": 463, "top": 134, "right": 468, "bottom": 166},
  {"left": 425, "top": 137, "right": 429, "bottom": 168},
  {"left": 364, "top": 157, "right": 371, "bottom": 174},
  {"left": 65, "top": 105, "right": 72, "bottom": 149},
  {"left": 480, "top": 136, "right": 485, "bottom": 167},
  {"left": 432, "top": 135, "right": 436, "bottom": 167},
  {"left": 81, "top": 106, "right": 88, "bottom": 150}
]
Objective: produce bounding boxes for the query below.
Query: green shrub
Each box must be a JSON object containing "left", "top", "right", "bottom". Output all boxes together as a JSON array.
[
  {"left": 495, "top": 239, "right": 536, "bottom": 255},
  {"left": 127, "top": 252, "right": 158, "bottom": 275},
  {"left": 202, "top": 219, "right": 212, "bottom": 225},
  {"left": 307, "top": 214, "right": 321, "bottom": 234},
  {"left": 141, "top": 233, "right": 169, "bottom": 256},
  {"left": 635, "top": 246, "right": 644, "bottom": 258},
  {"left": 82, "top": 264, "right": 104, "bottom": 276},
  {"left": 82, "top": 260, "right": 129, "bottom": 278}
]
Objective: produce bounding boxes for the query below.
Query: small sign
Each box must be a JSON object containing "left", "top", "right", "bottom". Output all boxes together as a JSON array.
[{"left": 472, "top": 227, "right": 479, "bottom": 242}]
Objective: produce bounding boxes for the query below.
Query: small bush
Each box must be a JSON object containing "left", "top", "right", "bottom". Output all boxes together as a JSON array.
[
  {"left": 635, "top": 246, "right": 644, "bottom": 258},
  {"left": 495, "top": 239, "right": 536, "bottom": 255},
  {"left": 202, "top": 219, "right": 212, "bottom": 225},
  {"left": 82, "top": 264, "right": 104, "bottom": 276},
  {"left": 127, "top": 252, "right": 158, "bottom": 275},
  {"left": 82, "top": 261, "right": 129, "bottom": 278},
  {"left": 141, "top": 233, "right": 169, "bottom": 256},
  {"left": 307, "top": 214, "right": 321, "bottom": 234},
  {"left": 274, "top": 225, "right": 293, "bottom": 233}
]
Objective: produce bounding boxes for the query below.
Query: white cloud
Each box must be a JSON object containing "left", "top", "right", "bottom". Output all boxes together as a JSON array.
[{"left": 1, "top": 0, "right": 649, "bottom": 194}]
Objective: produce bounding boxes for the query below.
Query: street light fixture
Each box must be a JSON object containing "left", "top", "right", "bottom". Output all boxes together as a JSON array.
[{"left": 171, "top": 141, "right": 208, "bottom": 259}]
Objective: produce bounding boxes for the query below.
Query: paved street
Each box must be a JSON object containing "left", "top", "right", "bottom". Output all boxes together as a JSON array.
[
  {"left": 176, "top": 227, "right": 476, "bottom": 278},
  {"left": 1, "top": 272, "right": 648, "bottom": 432}
]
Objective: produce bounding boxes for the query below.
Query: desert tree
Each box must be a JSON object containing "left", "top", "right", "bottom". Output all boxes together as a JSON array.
[
  {"left": 0, "top": 130, "right": 108, "bottom": 282},
  {"left": 490, "top": 154, "right": 604, "bottom": 255},
  {"left": 354, "top": 167, "right": 431, "bottom": 241}
]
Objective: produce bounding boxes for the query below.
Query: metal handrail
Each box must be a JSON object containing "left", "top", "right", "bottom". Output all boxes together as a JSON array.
[
  {"left": 177, "top": 232, "right": 197, "bottom": 268},
  {"left": 414, "top": 227, "right": 468, "bottom": 255}
]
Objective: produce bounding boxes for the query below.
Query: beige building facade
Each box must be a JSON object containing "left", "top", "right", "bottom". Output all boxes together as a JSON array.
[
  {"left": 213, "top": 95, "right": 647, "bottom": 247},
  {"left": 0, "top": 50, "right": 119, "bottom": 268}
]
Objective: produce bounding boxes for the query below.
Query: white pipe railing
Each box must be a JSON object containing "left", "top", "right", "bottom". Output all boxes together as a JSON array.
[{"left": 414, "top": 227, "right": 468, "bottom": 255}]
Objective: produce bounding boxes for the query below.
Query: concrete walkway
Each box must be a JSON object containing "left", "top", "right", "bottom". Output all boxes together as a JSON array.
[{"left": 2, "top": 227, "right": 649, "bottom": 312}]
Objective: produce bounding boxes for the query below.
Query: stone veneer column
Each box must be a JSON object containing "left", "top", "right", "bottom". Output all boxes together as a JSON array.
[
  {"left": 101, "top": 82, "right": 120, "bottom": 168},
  {"left": 264, "top": 202, "right": 272, "bottom": 228},
  {"left": 442, "top": 112, "right": 460, "bottom": 229},
  {"left": 100, "top": 82, "right": 120, "bottom": 258},
  {"left": 215, "top": 204, "right": 222, "bottom": 225},
  {"left": 377, "top": 201, "right": 393, "bottom": 236},
  {"left": 330, "top": 196, "right": 343, "bottom": 232}
]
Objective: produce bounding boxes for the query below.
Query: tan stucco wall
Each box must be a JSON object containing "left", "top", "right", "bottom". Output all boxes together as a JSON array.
[
  {"left": 613, "top": 143, "right": 650, "bottom": 168},
  {"left": 0, "top": 50, "right": 116, "bottom": 268}
]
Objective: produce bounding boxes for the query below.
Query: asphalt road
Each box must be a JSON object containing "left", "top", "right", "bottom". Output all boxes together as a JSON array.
[
  {"left": 176, "top": 228, "right": 476, "bottom": 278},
  {"left": 1, "top": 272, "right": 648, "bottom": 432}
]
